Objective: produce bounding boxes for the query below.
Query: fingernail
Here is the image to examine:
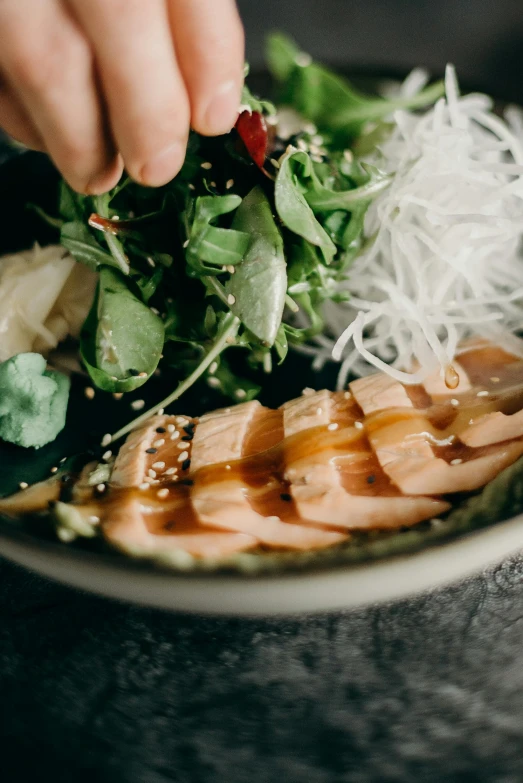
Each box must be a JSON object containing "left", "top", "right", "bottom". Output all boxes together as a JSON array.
[
  {"left": 204, "top": 80, "right": 240, "bottom": 135},
  {"left": 139, "top": 142, "right": 185, "bottom": 187}
]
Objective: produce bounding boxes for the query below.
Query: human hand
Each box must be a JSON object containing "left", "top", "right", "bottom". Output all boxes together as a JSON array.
[{"left": 0, "top": 0, "right": 244, "bottom": 193}]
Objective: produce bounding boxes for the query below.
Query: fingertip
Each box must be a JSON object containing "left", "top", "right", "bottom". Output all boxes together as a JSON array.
[
  {"left": 194, "top": 79, "right": 242, "bottom": 137},
  {"left": 130, "top": 140, "right": 186, "bottom": 188},
  {"left": 83, "top": 155, "right": 124, "bottom": 195}
]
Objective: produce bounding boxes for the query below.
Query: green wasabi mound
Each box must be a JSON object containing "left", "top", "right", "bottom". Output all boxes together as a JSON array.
[{"left": 0, "top": 353, "right": 70, "bottom": 449}]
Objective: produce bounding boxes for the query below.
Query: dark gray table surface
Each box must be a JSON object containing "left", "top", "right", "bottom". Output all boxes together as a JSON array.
[{"left": 3, "top": 2, "right": 523, "bottom": 781}]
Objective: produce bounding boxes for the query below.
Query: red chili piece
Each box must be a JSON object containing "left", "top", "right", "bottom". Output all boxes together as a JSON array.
[{"left": 235, "top": 110, "right": 269, "bottom": 169}]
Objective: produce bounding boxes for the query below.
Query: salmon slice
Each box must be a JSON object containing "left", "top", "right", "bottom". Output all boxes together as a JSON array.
[
  {"left": 461, "top": 410, "right": 523, "bottom": 448},
  {"left": 283, "top": 389, "right": 450, "bottom": 529},
  {"left": 190, "top": 399, "right": 347, "bottom": 550},
  {"left": 103, "top": 496, "right": 256, "bottom": 559},
  {"left": 111, "top": 413, "right": 196, "bottom": 488}
]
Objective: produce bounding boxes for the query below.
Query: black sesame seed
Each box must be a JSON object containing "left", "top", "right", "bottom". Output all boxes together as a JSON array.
[
  {"left": 156, "top": 427, "right": 166, "bottom": 434},
  {"left": 48, "top": 500, "right": 57, "bottom": 510},
  {"left": 165, "top": 521, "right": 177, "bottom": 531},
  {"left": 367, "top": 475, "right": 376, "bottom": 484},
  {"left": 181, "top": 434, "right": 194, "bottom": 442},
  {"left": 280, "top": 493, "right": 292, "bottom": 502},
  {"left": 146, "top": 448, "right": 157, "bottom": 454},
  {"left": 180, "top": 479, "right": 194, "bottom": 486},
  {"left": 183, "top": 423, "right": 195, "bottom": 435},
  {"left": 182, "top": 459, "right": 191, "bottom": 472}
]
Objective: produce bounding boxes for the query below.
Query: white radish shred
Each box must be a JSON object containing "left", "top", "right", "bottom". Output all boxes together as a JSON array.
[{"left": 309, "top": 65, "right": 523, "bottom": 386}]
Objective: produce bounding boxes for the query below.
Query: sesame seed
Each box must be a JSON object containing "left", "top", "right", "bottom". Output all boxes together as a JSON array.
[
  {"left": 158, "top": 409, "right": 164, "bottom": 416},
  {"left": 146, "top": 257, "right": 156, "bottom": 268},
  {"left": 225, "top": 465, "right": 231, "bottom": 471},
  {"left": 208, "top": 377, "right": 221, "bottom": 388},
  {"left": 450, "top": 399, "right": 460, "bottom": 406},
  {"left": 316, "top": 407, "right": 323, "bottom": 416},
  {"left": 113, "top": 393, "right": 123, "bottom": 401},
  {"left": 280, "top": 493, "right": 292, "bottom": 502},
  {"left": 188, "top": 183, "right": 195, "bottom": 191},
  {"left": 102, "top": 450, "right": 112, "bottom": 462},
  {"left": 182, "top": 434, "right": 194, "bottom": 442},
  {"left": 469, "top": 419, "right": 475, "bottom": 425},
  {"left": 450, "top": 458, "right": 463, "bottom": 466},
  {"left": 182, "top": 459, "right": 191, "bottom": 472},
  {"left": 490, "top": 377, "right": 500, "bottom": 383},
  {"left": 367, "top": 475, "right": 376, "bottom": 485},
  {"left": 58, "top": 529, "right": 76, "bottom": 543},
  {"left": 165, "top": 467, "right": 178, "bottom": 476},
  {"left": 89, "top": 516, "right": 100, "bottom": 525},
  {"left": 131, "top": 400, "right": 145, "bottom": 411},
  {"left": 227, "top": 294, "right": 236, "bottom": 305},
  {"left": 51, "top": 466, "right": 58, "bottom": 474},
  {"left": 84, "top": 387, "right": 95, "bottom": 400},
  {"left": 226, "top": 265, "right": 235, "bottom": 274},
  {"left": 178, "top": 451, "right": 189, "bottom": 463},
  {"left": 145, "top": 448, "right": 157, "bottom": 455},
  {"left": 170, "top": 432, "right": 180, "bottom": 441},
  {"left": 343, "top": 150, "right": 354, "bottom": 162},
  {"left": 167, "top": 424, "right": 176, "bottom": 433},
  {"left": 19, "top": 482, "right": 28, "bottom": 490},
  {"left": 148, "top": 469, "right": 157, "bottom": 479},
  {"left": 354, "top": 421, "right": 364, "bottom": 430},
  {"left": 152, "top": 462, "right": 166, "bottom": 470},
  {"left": 139, "top": 483, "right": 150, "bottom": 491},
  {"left": 226, "top": 179, "right": 235, "bottom": 190},
  {"left": 156, "top": 427, "right": 166, "bottom": 434},
  {"left": 209, "top": 362, "right": 218, "bottom": 375},
  {"left": 96, "top": 484, "right": 106, "bottom": 494},
  {"left": 297, "top": 139, "right": 308, "bottom": 152},
  {"left": 270, "top": 158, "right": 281, "bottom": 169},
  {"left": 175, "top": 416, "right": 187, "bottom": 425},
  {"left": 327, "top": 423, "right": 338, "bottom": 431},
  {"left": 176, "top": 441, "right": 187, "bottom": 450},
  {"left": 138, "top": 372, "right": 148, "bottom": 378},
  {"left": 344, "top": 391, "right": 351, "bottom": 399},
  {"left": 201, "top": 161, "right": 212, "bottom": 170},
  {"left": 183, "top": 239, "right": 190, "bottom": 248},
  {"left": 157, "top": 488, "right": 169, "bottom": 499},
  {"left": 101, "top": 434, "right": 112, "bottom": 448},
  {"left": 210, "top": 181, "right": 217, "bottom": 188},
  {"left": 310, "top": 155, "right": 323, "bottom": 163},
  {"left": 153, "top": 439, "right": 165, "bottom": 448},
  {"left": 477, "top": 391, "right": 489, "bottom": 397},
  {"left": 235, "top": 389, "right": 247, "bottom": 399},
  {"left": 60, "top": 457, "right": 67, "bottom": 464}
]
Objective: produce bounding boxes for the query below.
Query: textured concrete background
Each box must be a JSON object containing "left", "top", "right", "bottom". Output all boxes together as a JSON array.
[{"left": 3, "top": 2, "right": 523, "bottom": 781}]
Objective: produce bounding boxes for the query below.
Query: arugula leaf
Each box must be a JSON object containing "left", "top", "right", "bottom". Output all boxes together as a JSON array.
[
  {"left": 60, "top": 222, "right": 115, "bottom": 271},
  {"left": 226, "top": 186, "right": 287, "bottom": 347},
  {"left": 209, "top": 356, "right": 261, "bottom": 401},
  {"left": 305, "top": 164, "right": 392, "bottom": 212},
  {"left": 80, "top": 267, "right": 164, "bottom": 392},
  {"left": 59, "top": 181, "right": 88, "bottom": 222},
  {"left": 185, "top": 195, "right": 251, "bottom": 276},
  {"left": 267, "top": 32, "right": 444, "bottom": 145},
  {"left": 241, "top": 65, "right": 276, "bottom": 115},
  {"left": 275, "top": 150, "right": 336, "bottom": 263}
]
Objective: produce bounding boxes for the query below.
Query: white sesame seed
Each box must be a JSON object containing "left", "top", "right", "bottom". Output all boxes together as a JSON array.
[
  {"left": 188, "top": 183, "right": 195, "bottom": 191},
  {"left": 60, "top": 457, "right": 67, "bottom": 464},
  {"left": 153, "top": 439, "right": 165, "bottom": 448},
  {"left": 170, "top": 432, "right": 180, "bottom": 441},
  {"left": 176, "top": 441, "right": 188, "bottom": 450},
  {"left": 84, "top": 387, "right": 95, "bottom": 400},
  {"left": 226, "top": 179, "right": 235, "bottom": 190},
  {"left": 310, "top": 155, "right": 323, "bottom": 163},
  {"left": 469, "top": 418, "right": 475, "bottom": 425},
  {"left": 158, "top": 409, "right": 164, "bottom": 416},
  {"left": 450, "top": 458, "right": 463, "bottom": 466},
  {"left": 152, "top": 461, "right": 166, "bottom": 470},
  {"left": 227, "top": 294, "right": 236, "bottom": 305},
  {"left": 450, "top": 399, "right": 460, "bottom": 407},
  {"left": 344, "top": 391, "right": 351, "bottom": 399},
  {"left": 201, "top": 161, "right": 212, "bottom": 170},
  {"left": 131, "top": 399, "right": 145, "bottom": 411},
  {"left": 167, "top": 424, "right": 176, "bottom": 433},
  {"left": 490, "top": 377, "right": 500, "bottom": 383},
  {"left": 270, "top": 158, "right": 281, "bottom": 169},
  {"left": 183, "top": 239, "right": 190, "bottom": 248},
  {"left": 102, "top": 450, "right": 112, "bottom": 462},
  {"left": 343, "top": 149, "right": 354, "bottom": 162},
  {"left": 19, "top": 482, "right": 28, "bottom": 490},
  {"left": 235, "top": 389, "right": 247, "bottom": 399},
  {"left": 297, "top": 139, "right": 308, "bottom": 152},
  {"left": 101, "top": 434, "right": 112, "bottom": 448},
  {"left": 178, "top": 451, "right": 189, "bottom": 463},
  {"left": 139, "top": 483, "right": 150, "bottom": 491},
  {"left": 354, "top": 421, "right": 364, "bottom": 430},
  {"left": 225, "top": 465, "right": 231, "bottom": 470},
  {"left": 151, "top": 479, "right": 160, "bottom": 485},
  {"left": 165, "top": 467, "right": 178, "bottom": 476},
  {"left": 209, "top": 362, "right": 218, "bottom": 375},
  {"left": 316, "top": 407, "right": 323, "bottom": 416},
  {"left": 327, "top": 423, "right": 338, "bottom": 431},
  {"left": 175, "top": 416, "right": 187, "bottom": 425},
  {"left": 226, "top": 265, "right": 235, "bottom": 274},
  {"left": 477, "top": 390, "right": 489, "bottom": 397},
  {"left": 113, "top": 393, "right": 123, "bottom": 401},
  {"left": 58, "top": 528, "right": 76, "bottom": 543},
  {"left": 146, "top": 257, "right": 156, "bottom": 268},
  {"left": 51, "top": 466, "right": 58, "bottom": 474},
  {"left": 96, "top": 484, "right": 106, "bottom": 493},
  {"left": 208, "top": 377, "right": 221, "bottom": 388},
  {"left": 89, "top": 516, "right": 100, "bottom": 525},
  {"left": 148, "top": 469, "right": 157, "bottom": 479},
  {"left": 138, "top": 371, "right": 148, "bottom": 378},
  {"left": 157, "top": 488, "right": 169, "bottom": 499},
  {"left": 210, "top": 181, "right": 217, "bottom": 188}
]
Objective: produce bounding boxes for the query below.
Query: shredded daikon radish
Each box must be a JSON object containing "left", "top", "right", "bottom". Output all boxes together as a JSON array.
[{"left": 311, "top": 66, "right": 523, "bottom": 386}]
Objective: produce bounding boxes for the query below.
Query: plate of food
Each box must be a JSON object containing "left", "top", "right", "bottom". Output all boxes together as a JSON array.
[{"left": 0, "top": 34, "right": 522, "bottom": 615}]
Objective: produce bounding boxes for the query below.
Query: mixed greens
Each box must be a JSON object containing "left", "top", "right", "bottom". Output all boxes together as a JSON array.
[{"left": 33, "top": 33, "right": 444, "bottom": 444}]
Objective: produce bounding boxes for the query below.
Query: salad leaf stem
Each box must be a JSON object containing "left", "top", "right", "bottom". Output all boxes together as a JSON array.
[
  {"left": 109, "top": 312, "right": 240, "bottom": 444},
  {"left": 95, "top": 195, "right": 129, "bottom": 274}
]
